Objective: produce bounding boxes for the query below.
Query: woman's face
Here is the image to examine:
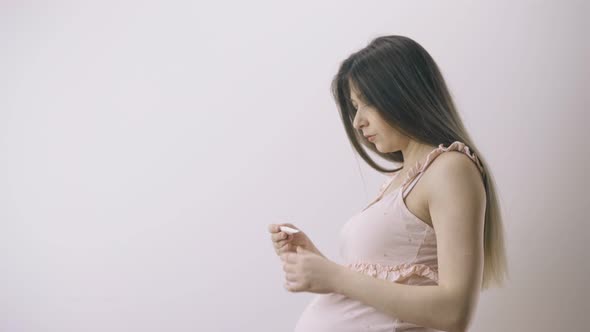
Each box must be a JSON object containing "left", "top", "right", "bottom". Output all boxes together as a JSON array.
[{"left": 350, "top": 88, "right": 407, "bottom": 153}]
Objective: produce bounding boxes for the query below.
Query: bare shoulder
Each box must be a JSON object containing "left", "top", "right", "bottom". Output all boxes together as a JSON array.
[
  {"left": 423, "top": 151, "right": 486, "bottom": 208},
  {"left": 421, "top": 151, "right": 487, "bottom": 330}
]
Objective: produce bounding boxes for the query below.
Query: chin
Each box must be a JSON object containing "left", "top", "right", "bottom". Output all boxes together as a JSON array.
[
  {"left": 374, "top": 143, "right": 386, "bottom": 153},
  {"left": 377, "top": 144, "right": 395, "bottom": 154}
]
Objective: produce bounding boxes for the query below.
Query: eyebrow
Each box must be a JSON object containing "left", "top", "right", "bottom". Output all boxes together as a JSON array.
[
  {"left": 351, "top": 98, "right": 365, "bottom": 106},
  {"left": 350, "top": 93, "right": 364, "bottom": 103}
]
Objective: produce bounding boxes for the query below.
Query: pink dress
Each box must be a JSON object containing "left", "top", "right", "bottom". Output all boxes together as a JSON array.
[{"left": 294, "top": 141, "right": 485, "bottom": 332}]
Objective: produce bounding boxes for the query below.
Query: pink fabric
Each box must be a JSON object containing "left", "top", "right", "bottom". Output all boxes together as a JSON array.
[{"left": 294, "top": 141, "right": 485, "bottom": 332}]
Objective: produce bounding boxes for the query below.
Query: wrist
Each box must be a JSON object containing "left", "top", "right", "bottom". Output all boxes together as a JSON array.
[{"left": 329, "top": 263, "right": 348, "bottom": 294}]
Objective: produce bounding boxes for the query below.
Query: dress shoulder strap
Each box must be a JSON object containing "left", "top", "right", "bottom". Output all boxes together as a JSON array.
[{"left": 401, "top": 141, "right": 485, "bottom": 199}]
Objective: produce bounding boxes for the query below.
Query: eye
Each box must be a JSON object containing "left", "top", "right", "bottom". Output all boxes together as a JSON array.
[{"left": 354, "top": 103, "right": 367, "bottom": 111}]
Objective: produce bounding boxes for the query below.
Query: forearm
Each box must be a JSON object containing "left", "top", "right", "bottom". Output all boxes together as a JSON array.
[{"left": 332, "top": 266, "right": 466, "bottom": 332}]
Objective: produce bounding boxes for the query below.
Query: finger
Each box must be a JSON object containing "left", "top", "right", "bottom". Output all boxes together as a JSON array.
[
  {"left": 284, "top": 272, "right": 297, "bottom": 282},
  {"left": 283, "top": 252, "right": 296, "bottom": 263},
  {"left": 279, "top": 243, "right": 293, "bottom": 254},
  {"left": 282, "top": 262, "right": 294, "bottom": 273},
  {"left": 273, "top": 237, "right": 289, "bottom": 248},
  {"left": 275, "top": 243, "right": 287, "bottom": 252},
  {"left": 279, "top": 238, "right": 292, "bottom": 247},
  {"left": 272, "top": 232, "right": 288, "bottom": 242},
  {"left": 268, "top": 224, "right": 281, "bottom": 233},
  {"left": 284, "top": 281, "right": 300, "bottom": 292},
  {"left": 277, "top": 242, "right": 292, "bottom": 253},
  {"left": 277, "top": 245, "right": 289, "bottom": 255},
  {"left": 268, "top": 224, "right": 279, "bottom": 233}
]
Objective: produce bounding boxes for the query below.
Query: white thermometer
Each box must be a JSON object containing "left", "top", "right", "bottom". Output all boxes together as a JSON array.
[{"left": 279, "top": 226, "right": 300, "bottom": 234}]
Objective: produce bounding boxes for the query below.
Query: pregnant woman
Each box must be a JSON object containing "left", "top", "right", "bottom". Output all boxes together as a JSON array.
[{"left": 268, "top": 35, "right": 508, "bottom": 332}]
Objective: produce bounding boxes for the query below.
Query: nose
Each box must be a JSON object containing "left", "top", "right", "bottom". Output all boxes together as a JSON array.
[{"left": 353, "top": 112, "right": 366, "bottom": 131}]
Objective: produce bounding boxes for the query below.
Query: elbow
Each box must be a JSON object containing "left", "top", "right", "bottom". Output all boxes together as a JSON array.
[
  {"left": 440, "top": 317, "right": 466, "bottom": 332},
  {"left": 432, "top": 308, "right": 470, "bottom": 332},
  {"left": 447, "top": 321, "right": 467, "bottom": 332},
  {"left": 446, "top": 306, "right": 473, "bottom": 332},
  {"left": 431, "top": 286, "right": 478, "bottom": 332},
  {"left": 441, "top": 288, "right": 478, "bottom": 332}
]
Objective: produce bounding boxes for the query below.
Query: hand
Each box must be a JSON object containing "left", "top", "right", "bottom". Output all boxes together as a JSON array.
[
  {"left": 281, "top": 246, "right": 343, "bottom": 294},
  {"left": 268, "top": 223, "right": 324, "bottom": 258}
]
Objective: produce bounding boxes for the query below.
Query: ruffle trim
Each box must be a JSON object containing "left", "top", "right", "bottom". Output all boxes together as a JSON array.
[
  {"left": 346, "top": 262, "right": 439, "bottom": 283},
  {"left": 434, "top": 141, "right": 485, "bottom": 175},
  {"left": 400, "top": 141, "right": 485, "bottom": 187}
]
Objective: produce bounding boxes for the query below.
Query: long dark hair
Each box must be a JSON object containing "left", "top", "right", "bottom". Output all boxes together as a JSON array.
[{"left": 331, "top": 35, "right": 508, "bottom": 290}]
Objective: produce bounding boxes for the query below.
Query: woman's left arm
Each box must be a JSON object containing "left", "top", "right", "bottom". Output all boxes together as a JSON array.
[{"left": 332, "top": 153, "right": 487, "bottom": 332}]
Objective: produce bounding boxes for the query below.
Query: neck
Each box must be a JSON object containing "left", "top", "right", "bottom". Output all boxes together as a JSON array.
[{"left": 400, "top": 141, "right": 438, "bottom": 176}]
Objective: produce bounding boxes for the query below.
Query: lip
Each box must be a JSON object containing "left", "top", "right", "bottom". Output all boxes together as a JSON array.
[{"left": 367, "top": 135, "right": 376, "bottom": 142}]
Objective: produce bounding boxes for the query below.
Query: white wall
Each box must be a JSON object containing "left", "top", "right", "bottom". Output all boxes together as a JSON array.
[{"left": 1, "top": 1, "right": 588, "bottom": 331}]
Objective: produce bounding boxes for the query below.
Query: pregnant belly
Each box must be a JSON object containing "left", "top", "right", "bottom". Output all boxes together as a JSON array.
[{"left": 294, "top": 293, "right": 397, "bottom": 332}]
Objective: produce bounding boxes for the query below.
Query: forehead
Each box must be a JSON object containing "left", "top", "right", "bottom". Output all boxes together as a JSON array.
[{"left": 349, "top": 84, "right": 362, "bottom": 102}]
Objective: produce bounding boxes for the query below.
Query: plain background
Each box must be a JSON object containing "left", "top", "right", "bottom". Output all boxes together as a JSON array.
[{"left": 1, "top": 1, "right": 588, "bottom": 331}]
